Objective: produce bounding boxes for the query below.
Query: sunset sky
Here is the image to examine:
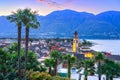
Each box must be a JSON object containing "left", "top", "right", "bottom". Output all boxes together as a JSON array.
[{"left": 0, "top": 0, "right": 120, "bottom": 16}]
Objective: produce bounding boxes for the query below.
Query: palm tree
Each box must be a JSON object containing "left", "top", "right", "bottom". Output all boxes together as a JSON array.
[
  {"left": 83, "top": 60, "right": 94, "bottom": 80},
  {"left": 22, "top": 9, "right": 40, "bottom": 79},
  {"left": 64, "top": 54, "right": 76, "bottom": 80},
  {"left": 50, "top": 50, "right": 61, "bottom": 75},
  {"left": 94, "top": 52, "right": 105, "bottom": 80},
  {"left": 7, "top": 9, "right": 23, "bottom": 77},
  {"left": 103, "top": 59, "right": 113, "bottom": 80},
  {"left": 103, "top": 59, "right": 120, "bottom": 80},
  {"left": 22, "top": 8, "right": 40, "bottom": 72},
  {"left": 44, "top": 59, "right": 55, "bottom": 75}
]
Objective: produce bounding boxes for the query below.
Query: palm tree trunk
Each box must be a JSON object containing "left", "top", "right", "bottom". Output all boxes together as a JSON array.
[
  {"left": 99, "top": 75, "right": 101, "bottom": 80},
  {"left": 79, "top": 74, "right": 81, "bottom": 80},
  {"left": 110, "top": 76, "right": 113, "bottom": 80},
  {"left": 84, "top": 67, "right": 87, "bottom": 80},
  {"left": 68, "top": 60, "right": 71, "bottom": 80},
  {"left": 106, "top": 74, "right": 109, "bottom": 80},
  {"left": 55, "top": 59, "right": 58, "bottom": 75},
  {"left": 84, "top": 76, "right": 87, "bottom": 80},
  {"left": 49, "top": 67, "right": 51, "bottom": 75},
  {"left": 18, "top": 26, "right": 21, "bottom": 77},
  {"left": 25, "top": 27, "right": 29, "bottom": 79},
  {"left": 98, "top": 61, "right": 101, "bottom": 80}
]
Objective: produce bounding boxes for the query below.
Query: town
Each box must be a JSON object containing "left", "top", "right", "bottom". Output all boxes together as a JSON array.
[
  {"left": 1, "top": 0, "right": 120, "bottom": 80},
  {"left": 1, "top": 31, "right": 120, "bottom": 80},
  {"left": 0, "top": 31, "right": 120, "bottom": 62}
]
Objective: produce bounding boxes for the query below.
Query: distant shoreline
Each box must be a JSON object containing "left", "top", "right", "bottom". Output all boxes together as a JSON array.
[{"left": 0, "top": 38, "right": 120, "bottom": 40}]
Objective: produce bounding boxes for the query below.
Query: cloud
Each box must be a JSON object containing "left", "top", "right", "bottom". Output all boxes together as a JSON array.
[
  {"left": 38, "top": 0, "right": 62, "bottom": 8},
  {"left": 37, "top": 0, "right": 77, "bottom": 9}
]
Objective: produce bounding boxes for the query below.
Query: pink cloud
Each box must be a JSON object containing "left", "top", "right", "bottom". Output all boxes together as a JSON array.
[
  {"left": 38, "top": 0, "right": 62, "bottom": 8},
  {"left": 37, "top": 0, "right": 77, "bottom": 9}
]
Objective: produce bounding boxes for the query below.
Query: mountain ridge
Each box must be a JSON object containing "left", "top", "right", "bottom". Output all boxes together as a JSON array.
[{"left": 0, "top": 9, "right": 120, "bottom": 39}]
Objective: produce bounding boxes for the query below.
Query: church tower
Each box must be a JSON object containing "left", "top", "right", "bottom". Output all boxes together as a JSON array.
[{"left": 72, "top": 31, "right": 78, "bottom": 52}]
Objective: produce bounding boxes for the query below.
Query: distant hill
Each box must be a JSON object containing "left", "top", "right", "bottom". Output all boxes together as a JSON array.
[{"left": 0, "top": 9, "right": 120, "bottom": 39}]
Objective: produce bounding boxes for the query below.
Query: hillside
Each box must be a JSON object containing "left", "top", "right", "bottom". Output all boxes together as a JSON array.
[{"left": 0, "top": 9, "right": 120, "bottom": 39}]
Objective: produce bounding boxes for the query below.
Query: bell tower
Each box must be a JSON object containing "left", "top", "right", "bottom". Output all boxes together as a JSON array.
[{"left": 72, "top": 31, "right": 78, "bottom": 52}]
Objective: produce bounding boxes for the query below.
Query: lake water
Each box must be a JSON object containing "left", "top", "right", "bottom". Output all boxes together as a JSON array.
[{"left": 88, "top": 40, "right": 120, "bottom": 55}]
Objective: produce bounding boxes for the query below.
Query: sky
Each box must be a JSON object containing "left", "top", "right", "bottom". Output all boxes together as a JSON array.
[{"left": 0, "top": 0, "right": 120, "bottom": 16}]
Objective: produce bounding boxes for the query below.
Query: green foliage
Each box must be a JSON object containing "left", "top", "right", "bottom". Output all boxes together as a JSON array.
[
  {"left": 0, "top": 43, "right": 45, "bottom": 79},
  {"left": 44, "top": 59, "right": 55, "bottom": 67},
  {"left": 76, "top": 51, "right": 120, "bottom": 80},
  {"left": 83, "top": 60, "right": 95, "bottom": 75},
  {"left": 63, "top": 54, "right": 76, "bottom": 79},
  {"left": 102, "top": 59, "right": 120, "bottom": 79},
  {"left": 77, "top": 59, "right": 95, "bottom": 80},
  {"left": 8, "top": 43, "right": 45, "bottom": 72},
  {"left": 7, "top": 9, "right": 23, "bottom": 27},
  {"left": 83, "top": 60, "right": 95, "bottom": 68},
  {"left": 94, "top": 52, "right": 120, "bottom": 80},
  {"left": 6, "top": 8, "right": 40, "bottom": 79},
  {"left": 50, "top": 50, "right": 62, "bottom": 60},
  {"left": 27, "top": 71, "right": 69, "bottom": 80},
  {"left": 52, "top": 76, "right": 69, "bottom": 80},
  {"left": 64, "top": 54, "right": 76, "bottom": 63},
  {"left": 7, "top": 43, "right": 18, "bottom": 53},
  {"left": 0, "top": 48, "right": 18, "bottom": 80},
  {"left": 94, "top": 52, "right": 105, "bottom": 61},
  {"left": 22, "top": 8, "right": 40, "bottom": 29},
  {"left": 20, "top": 50, "right": 45, "bottom": 72},
  {"left": 94, "top": 52, "right": 105, "bottom": 80},
  {"left": 44, "top": 59, "right": 55, "bottom": 75},
  {"left": 50, "top": 50, "right": 62, "bottom": 75},
  {"left": 81, "top": 39, "right": 93, "bottom": 47},
  {"left": 28, "top": 71, "right": 52, "bottom": 80}
]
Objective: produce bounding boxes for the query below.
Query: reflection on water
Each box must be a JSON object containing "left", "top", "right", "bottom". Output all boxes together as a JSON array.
[{"left": 88, "top": 40, "right": 120, "bottom": 55}]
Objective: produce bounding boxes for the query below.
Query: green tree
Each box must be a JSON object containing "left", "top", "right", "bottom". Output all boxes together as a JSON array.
[
  {"left": 81, "top": 40, "right": 93, "bottom": 47},
  {"left": 83, "top": 60, "right": 94, "bottom": 80},
  {"left": 44, "top": 59, "right": 55, "bottom": 75},
  {"left": 0, "top": 43, "right": 45, "bottom": 79},
  {"left": 27, "top": 71, "right": 52, "bottom": 80},
  {"left": 94, "top": 52, "right": 105, "bottom": 80},
  {"left": 0, "top": 48, "right": 9, "bottom": 79},
  {"left": 50, "top": 50, "right": 62, "bottom": 75},
  {"left": 22, "top": 8, "right": 40, "bottom": 75},
  {"left": 52, "top": 76, "right": 69, "bottom": 80},
  {"left": 64, "top": 54, "right": 76, "bottom": 79},
  {"left": 103, "top": 59, "right": 120, "bottom": 80},
  {"left": 7, "top": 9, "right": 23, "bottom": 76},
  {"left": 0, "top": 47, "right": 20, "bottom": 80},
  {"left": 7, "top": 43, "right": 18, "bottom": 53}
]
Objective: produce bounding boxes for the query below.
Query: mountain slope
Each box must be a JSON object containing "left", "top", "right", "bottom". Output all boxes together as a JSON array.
[
  {"left": 38, "top": 10, "right": 94, "bottom": 33},
  {"left": 0, "top": 10, "right": 120, "bottom": 39}
]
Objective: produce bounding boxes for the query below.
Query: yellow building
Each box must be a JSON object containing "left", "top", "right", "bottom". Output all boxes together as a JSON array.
[
  {"left": 72, "top": 31, "right": 78, "bottom": 52},
  {"left": 72, "top": 31, "right": 94, "bottom": 58},
  {"left": 85, "top": 52, "right": 94, "bottom": 58}
]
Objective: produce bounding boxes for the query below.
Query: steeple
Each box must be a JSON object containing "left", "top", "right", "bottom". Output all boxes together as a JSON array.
[
  {"left": 72, "top": 31, "right": 79, "bottom": 53},
  {"left": 74, "top": 31, "right": 78, "bottom": 39}
]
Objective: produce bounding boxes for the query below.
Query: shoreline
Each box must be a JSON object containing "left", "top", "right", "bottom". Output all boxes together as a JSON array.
[{"left": 1, "top": 38, "right": 120, "bottom": 40}]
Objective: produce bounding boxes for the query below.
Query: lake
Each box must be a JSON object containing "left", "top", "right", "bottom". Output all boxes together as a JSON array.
[{"left": 88, "top": 40, "right": 120, "bottom": 55}]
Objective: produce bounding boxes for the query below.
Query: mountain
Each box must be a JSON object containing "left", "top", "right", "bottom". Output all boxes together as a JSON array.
[{"left": 0, "top": 9, "right": 120, "bottom": 39}]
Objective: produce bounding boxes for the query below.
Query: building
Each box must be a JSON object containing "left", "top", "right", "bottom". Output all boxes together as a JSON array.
[
  {"left": 72, "top": 31, "right": 94, "bottom": 58},
  {"left": 80, "top": 46, "right": 94, "bottom": 58},
  {"left": 72, "top": 31, "right": 79, "bottom": 53}
]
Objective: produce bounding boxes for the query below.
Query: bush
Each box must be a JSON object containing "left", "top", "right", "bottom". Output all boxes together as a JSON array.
[
  {"left": 28, "top": 71, "right": 52, "bottom": 80},
  {"left": 52, "top": 76, "right": 69, "bottom": 80},
  {"left": 27, "top": 70, "right": 69, "bottom": 80}
]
